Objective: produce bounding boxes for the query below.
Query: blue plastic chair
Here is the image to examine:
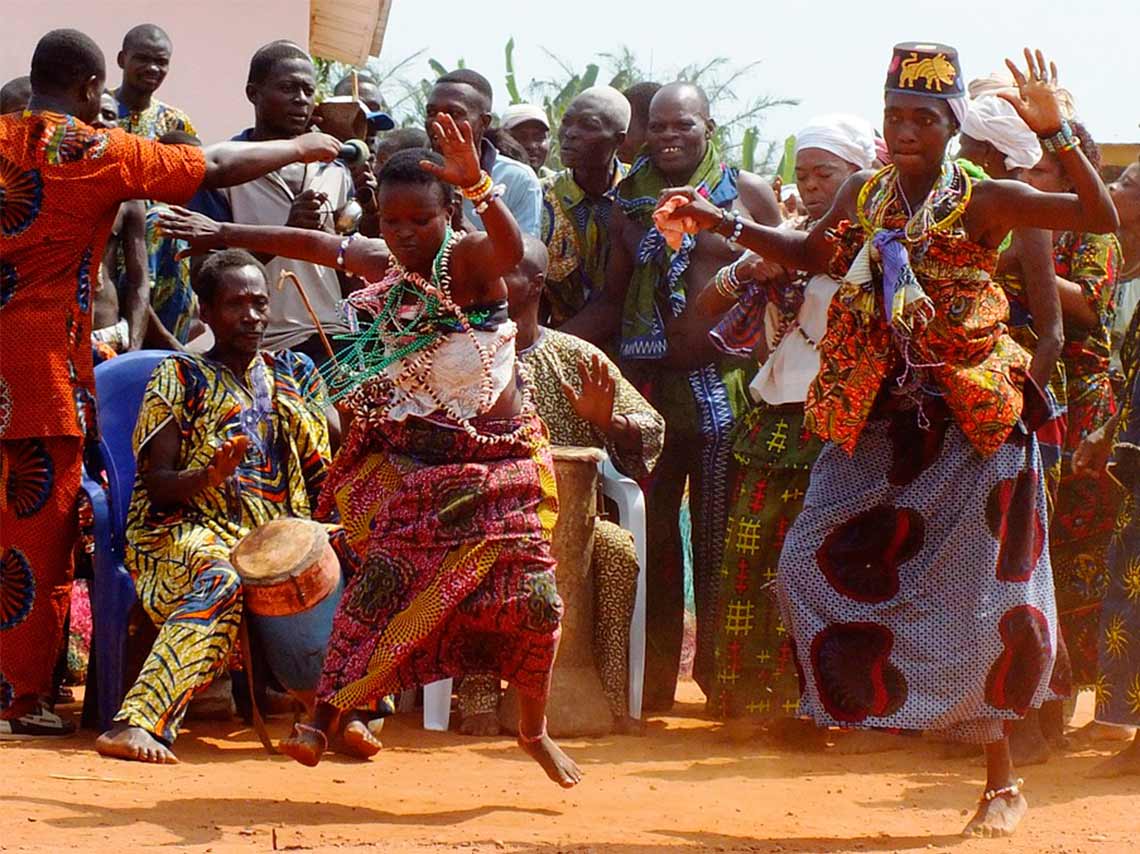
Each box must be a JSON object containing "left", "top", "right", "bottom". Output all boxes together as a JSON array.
[{"left": 82, "top": 350, "right": 168, "bottom": 731}]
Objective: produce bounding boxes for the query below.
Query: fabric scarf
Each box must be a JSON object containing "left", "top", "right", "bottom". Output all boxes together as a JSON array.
[
  {"left": 543, "top": 160, "right": 626, "bottom": 292},
  {"left": 617, "top": 142, "right": 738, "bottom": 359}
]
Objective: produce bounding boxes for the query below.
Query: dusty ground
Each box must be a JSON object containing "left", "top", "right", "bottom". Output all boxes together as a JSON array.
[{"left": 1, "top": 682, "right": 1137, "bottom": 854}]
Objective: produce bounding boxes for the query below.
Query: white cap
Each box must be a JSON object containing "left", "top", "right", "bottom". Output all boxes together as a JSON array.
[{"left": 501, "top": 103, "right": 550, "bottom": 131}]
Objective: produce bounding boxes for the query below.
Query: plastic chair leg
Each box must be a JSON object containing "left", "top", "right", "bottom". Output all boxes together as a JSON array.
[
  {"left": 599, "top": 459, "right": 648, "bottom": 721},
  {"left": 422, "top": 679, "right": 453, "bottom": 731}
]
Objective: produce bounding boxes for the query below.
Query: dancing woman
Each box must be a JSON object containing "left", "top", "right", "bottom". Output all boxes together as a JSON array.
[
  {"left": 159, "top": 113, "right": 581, "bottom": 787},
  {"left": 655, "top": 45, "right": 1117, "bottom": 836}
]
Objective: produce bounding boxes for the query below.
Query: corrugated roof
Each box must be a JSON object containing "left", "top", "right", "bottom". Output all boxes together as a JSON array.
[{"left": 310, "top": 0, "right": 393, "bottom": 65}]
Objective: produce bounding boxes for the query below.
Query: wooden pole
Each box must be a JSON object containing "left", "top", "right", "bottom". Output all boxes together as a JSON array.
[{"left": 276, "top": 269, "right": 338, "bottom": 364}]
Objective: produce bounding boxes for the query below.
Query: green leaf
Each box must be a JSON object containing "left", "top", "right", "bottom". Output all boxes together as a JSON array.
[
  {"left": 505, "top": 37, "right": 522, "bottom": 105},
  {"left": 428, "top": 59, "right": 449, "bottom": 78},
  {"left": 777, "top": 134, "right": 797, "bottom": 184},
  {"left": 741, "top": 127, "right": 758, "bottom": 172}
]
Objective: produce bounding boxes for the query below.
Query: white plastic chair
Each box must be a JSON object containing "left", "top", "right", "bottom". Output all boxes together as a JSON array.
[
  {"left": 399, "top": 679, "right": 454, "bottom": 731},
  {"left": 599, "top": 456, "right": 648, "bottom": 721}
]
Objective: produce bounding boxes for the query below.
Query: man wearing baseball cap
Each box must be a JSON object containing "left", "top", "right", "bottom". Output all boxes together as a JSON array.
[{"left": 501, "top": 102, "right": 553, "bottom": 177}]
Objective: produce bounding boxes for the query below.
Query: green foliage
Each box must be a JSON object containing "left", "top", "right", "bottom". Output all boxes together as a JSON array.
[{"left": 313, "top": 41, "right": 798, "bottom": 170}]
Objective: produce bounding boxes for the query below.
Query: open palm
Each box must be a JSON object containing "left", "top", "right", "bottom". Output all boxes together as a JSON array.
[
  {"left": 999, "top": 48, "right": 1064, "bottom": 136},
  {"left": 422, "top": 113, "right": 482, "bottom": 188}
]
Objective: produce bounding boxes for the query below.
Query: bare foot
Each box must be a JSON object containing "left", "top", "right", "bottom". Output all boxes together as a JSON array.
[
  {"left": 96, "top": 724, "right": 178, "bottom": 764},
  {"left": 1009, "top": 718, "right": 1051, "bottom": 767},
  {"left": 518, "top": 731, "right": 582, "bottom": 788},
  {"left": 278, "top": 723, "right": 327, "bottom": 767},
  {"left": 613, "top": 715, "right": 646, "bottom": 736},
  {"left": 767, "top": 718, "right": 829, "bottom": 752},
  {"left": 718, "top": 717, "right": 760, "bottom": 744},
  {"left": 1088, "top": 738, "right": 1140, "bottom": 778},
  {"left": 962, "top": 793, "right": 1028, "bottom": 838},
  {"left": 338, "top": 718, "right": 382, "bottom": 759},
  {"left": 460, "top": 711, "right": 501, "bottom": 737},
  {"left": 940, "top": 740, "right": 983, "bottom": 759},
  {"left": 1074, "top": 721, "right": 1137, "bottom": 744},
  {"left": 830, "top": 730, "right": 905, "bottom": 755}
]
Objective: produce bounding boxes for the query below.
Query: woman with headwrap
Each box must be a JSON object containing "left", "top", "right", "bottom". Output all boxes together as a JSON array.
[
  {"left": 698, "top": 115, "right": 876, "bottom": 743},
  {"left": 655, "top": 45, "right": 1118, "bottom": 837},
  {"left": 1022, "top": 122, "right": 1123, "bottom": 732},
  {"left": 1073, "top": 156, "right": 1140, "bottom": 778},
  {"left": 959, "top": 96, "right": 1071, "bottom": 765}
]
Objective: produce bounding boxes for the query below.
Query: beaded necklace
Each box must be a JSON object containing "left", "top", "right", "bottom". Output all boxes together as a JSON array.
[{"left": 326, "top": 228, "right": 530, "bottom": 445}]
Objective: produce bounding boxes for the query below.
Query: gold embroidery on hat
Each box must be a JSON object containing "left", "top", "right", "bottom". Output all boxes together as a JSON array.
[{"left": 898, "top": 52, "right": 957, "bottom": 92}]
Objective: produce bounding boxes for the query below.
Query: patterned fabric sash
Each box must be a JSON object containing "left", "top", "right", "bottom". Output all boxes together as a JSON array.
[{"left": 616, "top": 143, "right": 738, "bottom": 359}]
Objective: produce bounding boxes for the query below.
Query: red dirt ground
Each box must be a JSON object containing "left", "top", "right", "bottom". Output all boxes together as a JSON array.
[{"left": 1, "top": 682, "right": 1136, "bottom": 853}]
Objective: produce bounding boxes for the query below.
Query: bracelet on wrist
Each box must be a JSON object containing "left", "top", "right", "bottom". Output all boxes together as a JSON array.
[
  {"left": 474, "top": 184, "right": 506, "bottom": 214},
  {"left": 461, "top": 171, "right": 494, "bottom": 201},
  {"left": 728, "top": 212, "right": 744, "bottom": 243},
  {"left": 1039, "top": 119, "right": 1080, "bottom": 155},
  {"left": 336, "top": 233, "right": 362, "bottom": 270}
]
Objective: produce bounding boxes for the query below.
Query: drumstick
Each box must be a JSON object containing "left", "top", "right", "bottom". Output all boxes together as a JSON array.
[{"left": 276, "top": 269, "right": 338, "bottom": 365}]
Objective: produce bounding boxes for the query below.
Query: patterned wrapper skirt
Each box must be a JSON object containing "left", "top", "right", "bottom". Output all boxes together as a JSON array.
[
  {"left": 712, "top": 402, "right": 823, "bottom": 721},
  {"left": 777, "top": 408, "right": 1059, "bottom": 744},
  {"left": 314, "top": 410, "right": 563, "bottom": 712}
]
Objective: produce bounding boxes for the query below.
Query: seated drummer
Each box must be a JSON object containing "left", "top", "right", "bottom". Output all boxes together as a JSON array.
[
  {"left": 96, "top": 249, "right": 377, "bottom": 764},
  {"left": 458, "top": 236, "right": 665, "bottom": 734}
]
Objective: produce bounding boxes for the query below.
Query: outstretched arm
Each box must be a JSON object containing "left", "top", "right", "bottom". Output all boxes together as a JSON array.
[
  {"left": 974, "top": 50, "right": 1118, "bottom": 236},
  {"left": 200, "top": 133, "right": 342, "bottom": 190},
  {"left": 156, "top": 207, "right": 391, "bottom": 281},
  {"left": 655, "top": 170, "right": 866, "bottom": 274}
]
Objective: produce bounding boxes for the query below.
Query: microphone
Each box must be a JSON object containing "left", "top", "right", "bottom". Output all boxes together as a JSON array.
[{"left": 337, "top": 139, "right": 371, "bottom": 168}]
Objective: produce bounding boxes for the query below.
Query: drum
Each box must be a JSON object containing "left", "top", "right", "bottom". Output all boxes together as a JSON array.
[
  {"left": 502, "top": 446, "right": 613, "bottom": 737},
  {"left": 231, "top": 517, "right": 343, "bottom": 705}
]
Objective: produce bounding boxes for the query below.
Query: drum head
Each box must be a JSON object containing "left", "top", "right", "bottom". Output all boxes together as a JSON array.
[
  {"left": 550, "top": 445, "right": 606, "bottom": 464},
  {"left": 232, "top": 518, "right": 329, "bottom": 586}
]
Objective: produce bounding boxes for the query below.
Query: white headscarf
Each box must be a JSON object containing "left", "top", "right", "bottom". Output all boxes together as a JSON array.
[
  {"left": 961, "top": 95, "right": 1042, "bottom": 170},
  {"left": 795, "top": 113, "right": 877, "bottom": 169},
  {"left": 969, "top": 72, "right": 1077, "bottom": 120}
]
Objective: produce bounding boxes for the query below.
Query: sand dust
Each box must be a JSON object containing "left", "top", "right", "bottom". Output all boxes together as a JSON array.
[{"left": 2, "top": 682, "right": 1136, "bottom": 853}]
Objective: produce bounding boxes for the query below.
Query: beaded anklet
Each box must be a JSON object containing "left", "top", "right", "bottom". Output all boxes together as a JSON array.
[{"left": 981, "top": 777, "right": 1023, "bottom": 803}]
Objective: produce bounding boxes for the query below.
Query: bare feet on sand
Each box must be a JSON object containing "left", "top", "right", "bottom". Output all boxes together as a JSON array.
[
  {"left": 1009, "top": 719, "right": 1051, "bottom": 767},
  {"left": 338, "top": 717, "right": 383, "bottom": 759},
  {"left": 1074, "top": 721, "right": 1136, "bottom": 745},
  {"left": 96, "top": 725, "right": 178, "bottom": 764},
  {"left": 460, "top": 711, "right": 502, "bottom": 736},
  {"left": 962, "top": 793, "right": 1028, "bottom": 838},
  {"left": 1088, "top": 737, "right": 1140, "bottom": 778},
  {"left": 518, "top": 730, "right": 582, "bottom": 788},
  {"left": 279, "top": 723, "right": 327, "bottom": 767}
]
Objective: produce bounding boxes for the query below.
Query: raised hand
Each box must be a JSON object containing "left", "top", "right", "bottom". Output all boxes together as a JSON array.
[
  {"left": 421, "top": 112, "right": 482, "bottom": 189},
  {"left": 295, "top": 132, "right": 344, "bottom": 164},
  {"left": 205, "top": 436, "right": 250, "bottom": 488},
  {"left": 999, "top": 48, "right": 1064, "bottom": 136},
  {"left": 561, "top": 354, "right": 616, "bottom": 433},
  {"left": 156, "top": 205, "right": 225, "bottom": 257}
]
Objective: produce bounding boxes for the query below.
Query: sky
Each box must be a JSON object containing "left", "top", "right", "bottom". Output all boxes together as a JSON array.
[{"left": 379, "top": 0, "right": 1139, "bottom": 161}]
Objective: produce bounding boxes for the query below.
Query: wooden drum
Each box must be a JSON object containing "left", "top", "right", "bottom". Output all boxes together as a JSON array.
[
  {"left": 231, "top": 518, "right": 343, "bottom": 704},
  {"left": 502, "top": 446, "right": 613, "bottom": 737}
]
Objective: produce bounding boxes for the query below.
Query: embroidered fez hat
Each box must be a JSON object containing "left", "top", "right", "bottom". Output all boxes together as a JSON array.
[{"left": 885, "top": 42, "right": 965, "bottom": 100}]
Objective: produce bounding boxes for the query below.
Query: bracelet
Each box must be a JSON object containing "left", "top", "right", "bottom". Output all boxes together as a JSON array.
[
  {"left": 728, "top": 211, "right": 744, "bottom": 243},
  {"left": 1039, "top": 119, "right": 1080, "bottom": 154},
  {"left": 713, "top": 267, "right": 741, "bottom": 300},
  {"left": 474, "top": 184, "right": 506, "bottom": 214},
  {"left": 461, "top": 171, "right": 494, "bottom": 201},
  {"left": 981, "top": 778, "right": 1023, "bottom": 803},
  {"left": 336, "top": 233, "right": 361, "bottom": 271}
]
